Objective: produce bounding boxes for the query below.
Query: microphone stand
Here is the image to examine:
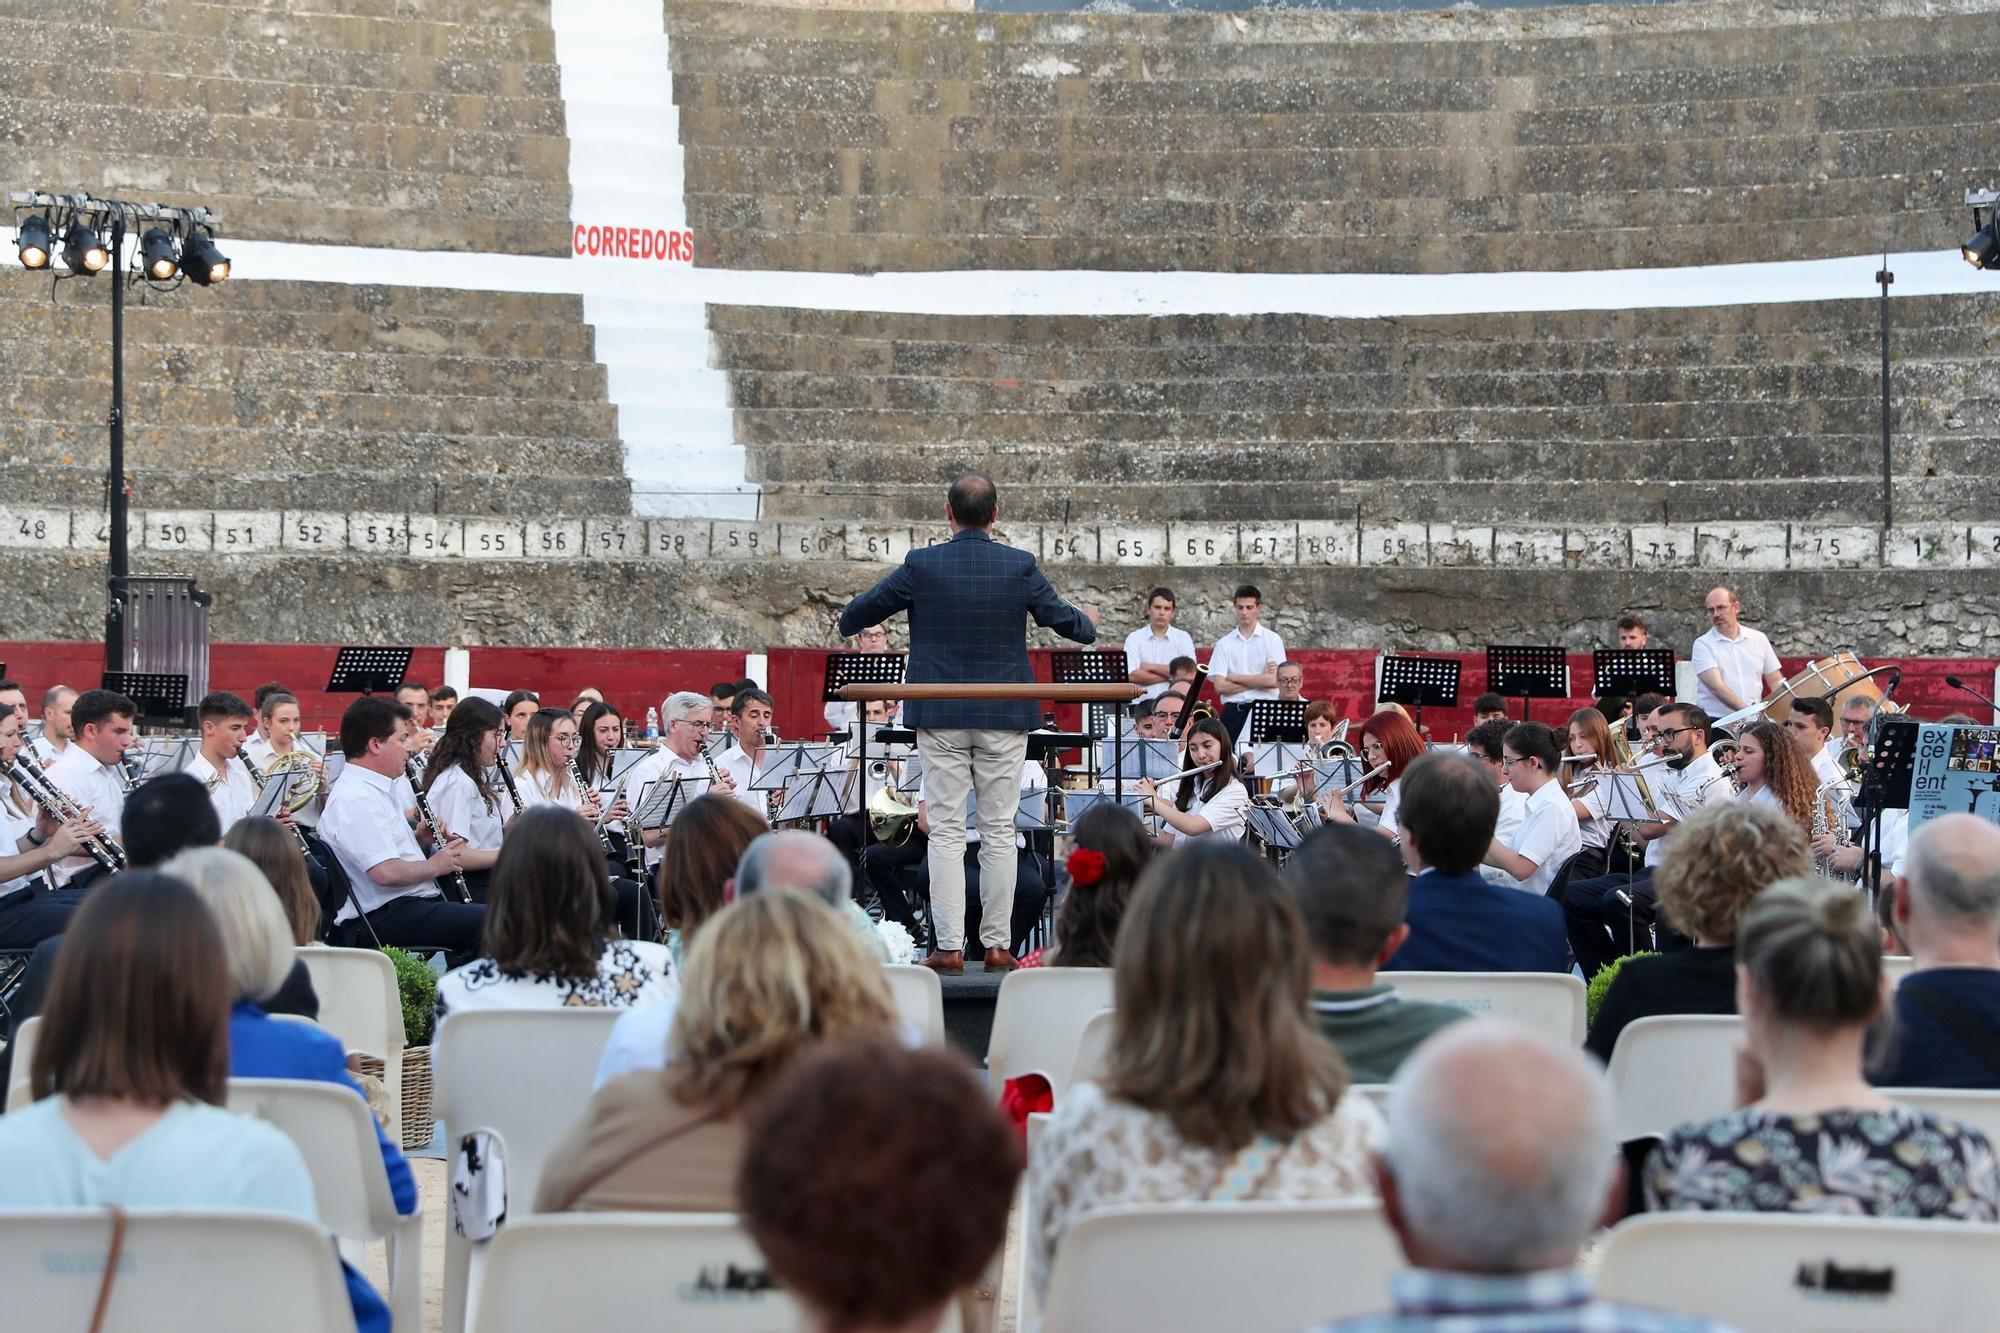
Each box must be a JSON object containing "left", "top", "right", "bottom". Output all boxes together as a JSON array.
[{"left": 1945, "top": 674, "right": 2000, "bottom": 721}]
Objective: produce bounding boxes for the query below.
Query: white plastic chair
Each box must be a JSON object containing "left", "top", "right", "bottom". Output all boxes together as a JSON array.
[
  {"left": 1039, "top": 1201, "right": 1399, "bottom": 1332},
  {"left": 1018, "top": 1111, "right": 1054, "bottom": 1332},
  {"left": 986, "top": 968, "right": 1115, "bottom": 1100},
  {"left": 1597, "top": 1212, "right": 2000, "bottom": 1330},
  {"left": 1884, "top": 1087, "right": 2000, "bottom": 1147},
  {"left": 1065, "top": 1007, "right": 1116, "bottom": 1088},
  {"left": 227, "top": 1077, "right": 422, "bottom": 1333},
  {"left": 1383, "top": 971, "right": 1587, "bottom": 1046},
  {"left": 294, "top": 945, "right": 407, "bottom": 1137},
  {"left": 4, "top": 1015, "right": 39, "bottom": 1113},
  {"left": 883, "top": 963, "right": 946, "bottom": 1045},
  {"left": 0, "top": 1208, "right": 353, "bottom": 1331},
  {"left": 1605, "top": 1014, "right": 1743, "bottom": 1142},
  {"left": 1348, "top": 1083, "right": 1393, "bottom": 1116},
  {"left": 437, "top": 1007, "right": 623, "bottom": 1333},
  {"left": 467, "top": 1212, "right": 963, "bottom": 1333},
  {"left": 1882, "top": 954, "right": 1916, "bottom": 989}
]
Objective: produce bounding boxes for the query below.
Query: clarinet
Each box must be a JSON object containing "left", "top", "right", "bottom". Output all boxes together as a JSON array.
[
  {"left": 5, "top": 759, "right": 123, "bottom": 874},
  {"left": 494, "top": 749, "right": 526, "bottom": 816},
  {"left": 241, "top": 753, "right": 312, "bottom": 856},
  {"left": 404, "top": 758, "right": 471, "bottom": 904},
  {"left": 568, "top": 757, "right": 616, "bottom": 854}
]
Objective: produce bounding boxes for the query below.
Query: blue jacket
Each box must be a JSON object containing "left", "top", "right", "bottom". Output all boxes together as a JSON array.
[
  {"left": 231, "top": 1000, "right": 417, "bottom": 1333},
  {"left": 837, "top": 529, "right": 1096, "bottom": 730},
  {"left": 1383, "top": 869, "right": 1573, "bottom": 974}
]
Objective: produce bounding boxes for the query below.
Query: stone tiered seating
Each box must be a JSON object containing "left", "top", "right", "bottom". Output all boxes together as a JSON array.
[
  {"left": 667, "top": 2, "right": 1993, "bottom": 274},
  {"left": 0, "top": 279, "right": 626, "bottom": 516},
  {"left": 0, "top": 0, "right": 570, "bottom": 253},
  {"left": 720, "top": 293, "right": 2000, "bottom": 525}
]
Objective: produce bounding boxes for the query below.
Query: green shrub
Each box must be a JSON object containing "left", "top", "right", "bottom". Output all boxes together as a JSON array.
[
  {"left": 383, "top": 946, "right": 440, "bottom": 1045},
  {"left": 1586, "top": 951, "right": 1659, "bottom": 1026}
]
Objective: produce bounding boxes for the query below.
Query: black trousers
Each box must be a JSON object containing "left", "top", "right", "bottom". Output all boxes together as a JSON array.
[
  {"left": 1221, "top": 702, "right": 1253, "bottom": 744},
  {"left": 1564, "top": 871, "right": 1655, "bottom": 980},
  {"left": 0, "top": 883, "right": 86, "bottom": 953},
  {"left": 338, "top": 895, "right": 486, "bottom": 965},
  {"left": 866, "top": 838, "right": 1048, "bottom": 955}
]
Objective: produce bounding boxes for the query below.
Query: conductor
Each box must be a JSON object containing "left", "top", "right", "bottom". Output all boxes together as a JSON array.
[{"left": 838, "top": 474, "right": 1100, "bottom": 974}]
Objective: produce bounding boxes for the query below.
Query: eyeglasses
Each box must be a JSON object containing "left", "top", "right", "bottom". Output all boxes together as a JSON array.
[
  {"left": 671, "top": 718, "right": 712, "bottom": 732},
  {"left": 1655, "top": 726, "right": 1700, "bottom": 740},
  {"left": 1501, "top": 756, "right": 1526, "bottom": 769}
]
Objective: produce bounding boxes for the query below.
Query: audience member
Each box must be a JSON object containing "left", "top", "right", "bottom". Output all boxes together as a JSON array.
[
  {"left": 736, "top": 828, "right": 890, "bottom": 962},
  {"left": 1287, "top": 825, "right": 1467, "bottom": 1083},
  {"left": 0, "top": 873, "right": 318, "bottom": 1225},
  {"left": 224, "top": 815, "right": 322, "bottom": 946},
  {"left": 164, "top": 846, "right": 408, "bottom": 1333},
  {"left": 541, "top": 891, "right": 898, "bottom": 1212},
  {"left": 657, "top": 792, "right": 767, "bottom": 970},
  {"left": 741, "top": 1041, "right": 1021, "bottom": 1333},
  {"left": 434, "top": 806, "right": 674, "bottom": 1037},
  {"left": 1312, "top": 1022, "right": 1732, "bottom": 1332},
  {"left": 1586, "top": 805, "right": 1812, "bottom": 1062},
  {"left": 1870, "top": 814, "right": 2000, "bottom": 1088},
  {"left": 1020, "top": 802, "right": 1150, "bottom": 968},
  {"left": 1029, "top": 843, "right": 1383, "bottom": 1304},
  {"left": 1645, "top": 877, "right": 1999, "bottom": 1219},
  {"left": 1383, "top": 754, "right": 1570, "bottom": 973}
]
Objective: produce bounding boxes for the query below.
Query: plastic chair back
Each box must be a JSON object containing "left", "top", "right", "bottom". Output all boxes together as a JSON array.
[
  {"left": 1065, "top": 1007, "right": 1116, "bottom": 1088},
  {"left": 1383, "top": 970, "right": 1587, "bottom": 1045},
  {"left": 4, "top": 1015, "right": 39, "bottom": 1113},
  {"left": 1882, "top": 954, "right": 1917, "bottom": 989},
  {"left": 1597, "top": 1213, "right": 2000, "bottom": 1330},
  {"left": 0, "top": 1208, "right": 352, "bottom": 1331},
  {"left": 438, "top": 1007, "right": 622, "bottom": 1333},
  {"left": 1884, "top": 1088, "right": 2000, "bottom": 1147},
  {"left": 986, "top": 968, "right": 1115, "bottom": 1099},
  {"left": 883, "top": 963, "right": 946, "bottom": 1045},
  {"left": 1039, "top": 1201, "right": 1399, "bottom": 1332},
  {"left": 294, "top": 945, "right": 406, "bottom": 1135},
  {"left": 1605, "top": 1014, "right": 1743, "bottom": 1142},
  {"left": 467, "top": 1213, "right": 964, "bottom": 1333}
]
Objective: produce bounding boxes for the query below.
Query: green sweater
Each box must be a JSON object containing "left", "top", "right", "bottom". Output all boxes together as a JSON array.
[{"left": 1312, "top": 984, "right": 1470, "bottom": 1085}]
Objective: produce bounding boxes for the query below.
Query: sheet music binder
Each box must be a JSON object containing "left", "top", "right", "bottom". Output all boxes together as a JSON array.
[
  {"left": 325, "top": 647, "right": 414, "bottom": 695},
  {"left": 1247, "top": 700, "right": 1307, "bottom": 744},
  {"left": 102, "top": 671, "right": 189, "bottom": 724}
]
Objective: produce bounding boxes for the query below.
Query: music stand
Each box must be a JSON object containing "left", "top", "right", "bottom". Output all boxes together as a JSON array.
[
  {"left": 250, "top": 767, "right": 299, "bottom": 819},
  {"left": 1378, "top": 655, "right": 1460, "bottom": 734},
  {"left": 632, "top": 775, "right": 710, "bottom": 834},
  {"left": 1592, "top": 649, "right": 1676, "bottom": 702},
  {"left": 1245, "top": 803, "right": 1304, "bottom": 859},
  {"left": 775, "top": 768, "right": 849, "bottom": 824},
  {"left": 1054, "top": 649, "right": 1133, "bottom": 795},
  {"left": 103, "top": 671, "right": 188, "bottom": 726},
  {"left": 823, "top": 652, "right": 904, "bottom": 705},
  {"left": 1854, "top": 716, "right": 1919, "bottom": 893},
  {"left": 1097, "top": 737, "right": 1181, "bottom": 782},
  {"left": 1248, "top": 700, "right": 1307, "bottom": 744},
  {"left": 325, "top": 647, "right": 414, "bottom": 696},
  {"left": 1485, "top": 645, "right": 1568, "bottom": 723},
  {"left": 1055, "top": 788, "right": 1149, "bottom": 831},
  {"left": 753, "top": 741, "right": 841, "bottom": 791}
]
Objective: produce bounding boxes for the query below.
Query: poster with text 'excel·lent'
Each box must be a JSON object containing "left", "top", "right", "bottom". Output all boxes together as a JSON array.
[{"left": 1910, "top": 725, "right": 2000, "bottom": 830}]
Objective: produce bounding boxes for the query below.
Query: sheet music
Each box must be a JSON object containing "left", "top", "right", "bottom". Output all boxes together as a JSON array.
[
  {"left": 249, "top": 767, "right": 298, "bottom": 819},
  {"left": 1602, "top": 772, "right": 1655, "bottom": 823}
]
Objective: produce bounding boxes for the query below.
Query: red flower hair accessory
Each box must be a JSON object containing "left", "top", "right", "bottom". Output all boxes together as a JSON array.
[{"left": 1066, "top": 847, "right": 1106, "bottom": 888}]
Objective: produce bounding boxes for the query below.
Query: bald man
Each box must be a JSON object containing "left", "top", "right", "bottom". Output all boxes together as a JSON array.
[
  {"left": 1310, "top": 1022, "right": 1731, "bottom": 1332},
  {"left": 1690, "top": 586, "right": 1782, "bottom": 718},
  {"left": 1870, "top": 814, "right": 2000, "bottom": 1089}
]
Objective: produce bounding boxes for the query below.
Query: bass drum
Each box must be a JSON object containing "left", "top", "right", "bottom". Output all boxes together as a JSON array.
[{"left": 1762, "top": 651, "right": 1883, "bottom": 724}]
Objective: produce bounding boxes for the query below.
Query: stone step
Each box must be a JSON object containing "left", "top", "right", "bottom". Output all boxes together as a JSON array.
[
  {"left": 0, "top": 349, "right": 608, "bottom": 404},
  {"left": 0, "top": 466, "right": 631, "bottom": 518},
  {"left": 98, "top": 0, "right": 559, "bottom": 63},
  {"left": 7, "top": 307, "right": 600, "bottom": 363}
]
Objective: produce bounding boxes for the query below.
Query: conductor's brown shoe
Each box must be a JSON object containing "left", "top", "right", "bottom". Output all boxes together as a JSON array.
[
  {"left": 984, "top": 947, "right": 1019, "bottom": 972},
  {"left": 921, "top": 949, "right": 965, "bottom": 974}
]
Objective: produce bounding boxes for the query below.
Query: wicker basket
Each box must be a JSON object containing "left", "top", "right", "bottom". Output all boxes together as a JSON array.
[{"left": 355, "top": 1047, "right": 437, "bottom": 1151}]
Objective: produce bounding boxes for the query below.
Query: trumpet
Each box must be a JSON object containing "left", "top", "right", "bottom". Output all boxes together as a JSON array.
[{"left": 5, "top": 758, "right": 124, "bottom": 874}]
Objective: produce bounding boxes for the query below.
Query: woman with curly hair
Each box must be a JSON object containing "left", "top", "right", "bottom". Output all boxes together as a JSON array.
[
  {"left": 1585, "top": 803, "right": 1814, "bottom": 1062},
  {"left": 1732, "top": 721, "right": 1816, "bottom": 834}
]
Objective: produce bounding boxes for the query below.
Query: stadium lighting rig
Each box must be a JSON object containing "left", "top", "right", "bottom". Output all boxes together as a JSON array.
[{"left": 8, "top": 189, "right": 231, "bottom": 667}]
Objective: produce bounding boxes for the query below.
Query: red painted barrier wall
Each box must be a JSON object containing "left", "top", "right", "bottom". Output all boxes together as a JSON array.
[{"left": 4, "top": 641, "right": 1994, "bottom": 739}]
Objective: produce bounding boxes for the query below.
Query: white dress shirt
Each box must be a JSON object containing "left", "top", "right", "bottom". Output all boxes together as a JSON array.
[
  {"left": 1124, "top": 624, "right": 1197, "bottom": 701},
  {"left": 318, "top": 765, "right": 441, "bottom": 920},
  {"left": 1480, "top": 784, "right": 1529, "bottom": 886},
  {"left": 1208, "top": 625, "right": 1286, "bottom": 704},
  {"left": 29, "top": 735, "right": 64, "bottom": 765},
  {"left": 1571, "top": 772, "right": 1614, "bottom": 851},
  {"left": 624, "top": 748, "right": 715, "bottom": 867},
  {"left": 1809, "top": 743, "right": 1841, "bottom": 789},
  {"left": 516, "top": 763, "right": 583, "bottom": 811},
  {"left": 43, "top": 746, "right": 127, "bottom": 879},
  {"left": 1377, "top": 777, "right": 1404, "bottom": 839},
  {"left": 1691, "top": 623, "right": 1781, "bottom": 717},
  {"left": 1, "top": 789, "right": 41, "bottom": 895},
  {"left": 184, "top": 751, "right": 258, "bottom": 832},
  {"left": 242, "top": 734, "right": 275, "bottom": 770},
  {"left": 1162, "top": 774, "right": 1249, "bottom": 843},
  {"left": 425, "top": 766, "right": 507, "bottom": 853},
  {"left": 1503, "top": 780, "right": 1583, "bottom": 896},
  {"left": 715, "top": 741, "right": 770, "bottom": 817}
]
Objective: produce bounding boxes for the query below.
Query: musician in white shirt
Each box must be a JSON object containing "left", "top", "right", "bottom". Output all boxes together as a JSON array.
[
  {"left": 1208, "top": 584, "right": 1285, "bottom": 744},
  {"left": 42, "top": 689, "right": 138, "bottom": 882},
  {"left": 1465, "top": 721, "right": 1527, "bottom": 887},
  {"left": 1483, "top": 723, "right": 1582, "bottom": 896},
  {"left": 182, "top": 692, "right": 260, "bottom": 832},
  {"left": 1135, "top": 717, "right": 1249, "bottom": 845},
  {"left": 823, "top": 623, "right": 890, "bottom": 735},
  {"left": 317, "top": 696, "right": 482, "bottom": 957},
  {"left": 1782, "top": 696, "right": 1844, "bottom": 788},
  {"left": 1123, "top": 587, "right": 1196, "bottom": 702},
  {"left": 716, "top": 688, "right": 777, "bottom": 818},
  {"left": 627, "top": 691, "right": 735, "bottom": 868},
  {"left": 0, "top": 680, "right": 25, "bottom": 729},
  {"left": 31, "top": 686, "right": 74, "bottom": 763},
  {"left": 1691, "top": 585, "right": 1783, "bottom": 716},
  {"left": 418, "top": 697, "right": 512, "bottom": 895}
]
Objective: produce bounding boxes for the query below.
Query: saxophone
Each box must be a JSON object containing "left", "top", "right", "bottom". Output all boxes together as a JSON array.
[{"left": 1812, "top": 778, "right": 1853, "bottom": 878}]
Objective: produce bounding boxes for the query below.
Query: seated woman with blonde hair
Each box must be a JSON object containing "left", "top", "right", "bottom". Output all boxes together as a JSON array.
[
  {"left": 537, "top": 889, "right": 900, "bottom": 1213},
  {"left": 1028, "top": 842, "right": 1382, "bottom": 1304}
]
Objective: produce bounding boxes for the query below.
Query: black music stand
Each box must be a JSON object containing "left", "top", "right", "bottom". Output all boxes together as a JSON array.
[
  {"left": 325, "top": 647, "right": 414, "bottom": 695},
  {"left": 1378, "top": 655, "right": 1460, "bottom": 734},
  {"left": 1486, "top": 645, "right": 1569, "bottom": 723},
  {"left": 827, "top": 653, "right": 909, "bottom": 875},
  {"left": 1855, "top": 717, "right": 1918, "bottom": 895},
  {"left": 1592, "top": 649, "right": 1676, "bottom": 726},
  {"left": 1248, "top": 700, "right": 1307, "bottom": 744},
  {"left": 1053, "top": 649, "right": 1132, "bottom": 795},
  {"left": 103, "top": 670, "right": 188, "bottom": 726}
]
